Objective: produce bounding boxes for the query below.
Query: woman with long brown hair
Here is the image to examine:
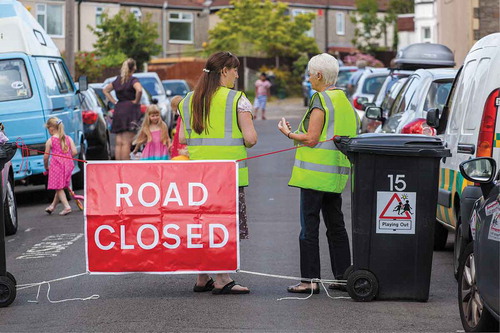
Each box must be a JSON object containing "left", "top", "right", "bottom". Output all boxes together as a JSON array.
[
  {"left": 103, "top": 58, "right": 143, "bottom": 160},
  {"left": 178, "top": 51, "right": 257, "bottom": 294}
]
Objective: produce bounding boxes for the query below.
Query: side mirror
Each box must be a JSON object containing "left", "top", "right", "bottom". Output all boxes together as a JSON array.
[
  {"left": 365, "top": 106, "right": 384, "bottom": 121},
  {"left": 426, "top": 108, "right": 439, "bottom": 128},
  {"left": 166, "top": 89, "right": 172, "bottom": 97},
  {"left": 460, "top": 157, "right": 497, "bottom": 197},
  {"left": 78, "top": 75, "right": 88, "bottom": 92}
]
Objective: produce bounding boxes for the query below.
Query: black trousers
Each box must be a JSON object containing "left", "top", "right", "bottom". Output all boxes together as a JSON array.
[{"left": 299, "top": 188, "right": 351, "bottom": 280}]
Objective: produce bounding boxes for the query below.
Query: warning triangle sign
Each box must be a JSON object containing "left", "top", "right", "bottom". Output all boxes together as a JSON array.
[{"left": 379, "top": 193, "right": 412, "bottom": 220}]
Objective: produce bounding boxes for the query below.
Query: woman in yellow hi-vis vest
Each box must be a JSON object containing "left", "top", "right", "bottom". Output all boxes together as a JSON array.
[
  {"left": 278, "top": 53, "right": 359, "bottom": 294},
  {"left": 178, "top": 52, "right": 257, "bottom": 294}
]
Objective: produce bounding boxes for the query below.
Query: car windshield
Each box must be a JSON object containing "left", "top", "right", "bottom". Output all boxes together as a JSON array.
[
  {"left": 362, "top": 75, "right": 387, "bottom": 95},
  {"left": 0, "top": 59, "right": 32, "bottom": 102},
  {"left": 423, "top": 81, "right": 453, "bottom": 111},
  {"left": 381, "top": 78, "right": 408, "bottom": 111},
  {"left": 138, "top": 77, "right": 164, "bottom": 96},
  {"left": 163, "top": 81, "right": 189, "bottom": 96},
  {"left": 337, "top": 70, "right": 355, "bottom": 87}
]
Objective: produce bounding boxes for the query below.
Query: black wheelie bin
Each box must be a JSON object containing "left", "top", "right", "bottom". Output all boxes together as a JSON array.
[
  {"left": 0, "top": 142, "right": 17, "bottom": 307},
  {"left": 335, "top": 134, "right": 450, "bottom": 302}
]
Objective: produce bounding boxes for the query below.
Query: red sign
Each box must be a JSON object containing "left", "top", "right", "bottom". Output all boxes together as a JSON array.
[{"left": 85, "top": 161, "right": 239, "bottom": 274}]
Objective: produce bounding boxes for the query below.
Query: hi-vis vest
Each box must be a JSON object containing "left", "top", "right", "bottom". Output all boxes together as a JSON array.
[
  {"left": 179, "top": 87, "right": 249, "bottom": 187},
  {"left": 289, "top": 89, "right": 358, "bottom": 193}
]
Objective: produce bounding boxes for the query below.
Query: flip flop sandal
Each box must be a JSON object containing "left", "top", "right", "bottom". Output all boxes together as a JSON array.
[
  {"left": 193, "top": 278, "right": 214, "bottom": 292},
  {"left": 212, "top": 281, "right": 250, "bottom": 295},
  {"left": 287, "top": 283, "right": 320, "bottom": 294},
  {"left": 45, "top": 206, "right": 54, "bottom": 215}
]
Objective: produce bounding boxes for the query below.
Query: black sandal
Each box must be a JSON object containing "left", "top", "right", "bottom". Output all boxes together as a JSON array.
[
  {"left": 212, "top": 281, "right": 250, "bottom": 295},
  {"left": 193, "top": 278, "right": 214, "bottom": 292}
]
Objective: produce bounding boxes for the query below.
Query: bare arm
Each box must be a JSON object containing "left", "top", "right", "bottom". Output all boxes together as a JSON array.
[
  {"left": 69, "top": 137, "right": 78, "bottom": 156},
  {"left": 44, "top": 139, "right": 51, "bottom": 170},
  {"left": 278, "top": 108, "right": 324, "bottom": 146},
  {"left": 103, "top": 83, "right": 117, "bottom": 105},
  {"left": 132, "top": 82, "right": 142, "bottom": 105},
  {"left": 238, "top": 112, "right": 257, "bottom": 148}
]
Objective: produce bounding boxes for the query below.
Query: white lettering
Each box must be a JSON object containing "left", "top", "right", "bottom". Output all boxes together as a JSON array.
[
  {"left": 162, "top": 183, "right": 184, "bottom": 206},
  {"left": 138, "top": 182, "right": 161, "bottom": 207},
  {"left": 187, "top": 224, "right": 203, "bottom": 248},
  {"left": 163, "top": 224, "right": 181, "bottom": 249},
  {"left": 137, "top": 224, "right": 159, "bottom": 250},
  {"left": 189, "top": 183, "right": 208, "bottom": 206},
  {"left": 209, "top": 224, "right": 229, "bottom": 248},
  {"left": 120, "top": 225, "right": 134, "bottom": 249},
  {"left": 116, "top": 183, "right": 133, "bottom": 207},
  {"left": 95, "top": 225, "right": 115, "bottom": 250}
]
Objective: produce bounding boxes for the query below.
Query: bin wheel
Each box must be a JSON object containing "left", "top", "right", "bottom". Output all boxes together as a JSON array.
[
  {"left": 343, "top": 265, "right": 354, "bottom": 279},
  {"left": 0, "top": 276, "right": 16, "bottom": 307},
  {"left": 347, "top": 270, "right": 378, "bottom": 302},
  {"left": 6, "top": 272, "right": 16, "bottom": 286}
]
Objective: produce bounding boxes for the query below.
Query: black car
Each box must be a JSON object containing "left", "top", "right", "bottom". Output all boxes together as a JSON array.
[
  {"left": 458, "top": 157, "right": 499, "bottom": 332},
  {"left": 78, "top": 86, "right": 112, "bottom": 160}
]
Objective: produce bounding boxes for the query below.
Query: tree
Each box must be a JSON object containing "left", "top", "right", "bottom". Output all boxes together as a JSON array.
[
  {"left": 385, "top": 0, "right": 414, "bottom": 50},
  {"left": 89, "top": 11, "right": 162, "bottom": 70},
  {"left": 350, "top": 0, "right": 385, "bottom": 54},
  {"left": 205, "top": 0, "right": 319, "bottom": 58}
]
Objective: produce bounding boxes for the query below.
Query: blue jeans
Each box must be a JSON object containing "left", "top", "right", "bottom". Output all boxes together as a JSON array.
[{"left": 299, "top": 188, "right": 351, "bottom": 281}]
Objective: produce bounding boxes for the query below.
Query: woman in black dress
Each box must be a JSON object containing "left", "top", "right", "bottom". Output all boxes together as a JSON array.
[{"left": 103, "top": 58, "right": 143, "bottom": 160}]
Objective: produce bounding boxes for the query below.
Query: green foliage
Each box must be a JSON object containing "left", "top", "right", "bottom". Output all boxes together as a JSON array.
[
  {"left": 89, "top": 11, "right": 162, "bottom": 70},
  {"left": 260, "top": 65, "right": 301, "bottom": 98},
  {"left": 386, "top": 0, "right": 415, "bottom": 50},
  {"left": 351, "top": 0, "right": 386, "bottom": 54},
  {"left": 75, "top": 51, "right": 106, "bottom": 82},
  {"left": 206, "top": 0, "right": 319, "bottom": 58}
]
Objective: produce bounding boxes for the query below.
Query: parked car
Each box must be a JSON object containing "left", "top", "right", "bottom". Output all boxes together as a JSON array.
[
  {"left": 162, "top": 79, "right": 190, "bottom": 98},
  {"left": 372, "top": 70, "right": 413, "bottom": 108},
  {"left": 457, "top": 157, "right": 499, "bottom": 332},
  {"left": 0, "top": 1, "right": 87, "bottom": 190},
  {"left": 302, "top": 65, "right": 356, "bottom": 106},
  {"left": 103, "top": 72, "right": 173, "bottom": 129},
  {"left": 365, "top": 77, "right": 409, "bottom": 133},
  {"left": 366, "top": 68, "right": 456, "bottom": 134},
  {"left": 77, "top": 85, "right": 111, "bottom": 160},
  {"left": 425, "top": 33, "right": 500, "bottom": 278},
  {"left": 350, "top": 68, "right": 389, "bottom": 123}
]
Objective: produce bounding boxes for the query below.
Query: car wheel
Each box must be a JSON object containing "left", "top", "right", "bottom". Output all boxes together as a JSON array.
[
  {"left": 458, "top": 243, "right": 499, "bottom": 332},
  {"left": 453, "top": 218, "right": 467, "bottom": 280},
  {"left": 72, "top": 148, "right": 86, "bottom": 190},
  {"left": 434, "top": 221, "right": 448, "bottom": 251},
  {"left": 3, "top": 174, "right": 17, "bottom": 236}
]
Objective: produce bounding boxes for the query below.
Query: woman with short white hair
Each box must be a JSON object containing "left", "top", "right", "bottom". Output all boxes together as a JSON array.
[{"left": 278, "top": 53, "right": 359, "bottom": 293}]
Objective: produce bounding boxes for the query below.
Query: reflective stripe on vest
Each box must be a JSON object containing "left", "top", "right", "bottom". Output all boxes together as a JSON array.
[
  {"left": 180, "top": 88, "right": 249, "bottom": 186},
  {"left": 289, "top": 90, "right": 357, "bottom": 193}
]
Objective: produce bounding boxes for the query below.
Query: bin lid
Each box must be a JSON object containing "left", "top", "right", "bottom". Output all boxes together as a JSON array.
[
  {"left": 394, "top": 43, "right": 455, "bottom": 70},
  {"left": 334, "top": 133, "right": 451, "bottom": 157}
]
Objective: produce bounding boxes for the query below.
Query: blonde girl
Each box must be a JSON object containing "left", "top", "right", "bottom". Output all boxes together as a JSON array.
[
  {"left": 44, "top": 117, "right": 77, "bottom": 216},
  {"left": 133, "top": 104, "right": 171, "bottom": 160}
]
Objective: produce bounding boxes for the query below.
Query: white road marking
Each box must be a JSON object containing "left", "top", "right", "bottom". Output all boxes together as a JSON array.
[{"left": 16, "top": 233, "right": 83, "bottom": 260}]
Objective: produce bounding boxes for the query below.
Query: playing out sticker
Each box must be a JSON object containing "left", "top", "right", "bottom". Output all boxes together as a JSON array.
[{"left": 376, "top": 191, "right": 416, "bottom": 234}]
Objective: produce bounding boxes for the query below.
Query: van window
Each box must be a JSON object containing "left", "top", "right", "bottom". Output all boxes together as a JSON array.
[
  {"left": 49, "top": 61, "right": 74, "bottom": 94},
  {"left": 464, "top": 57, "right": 491, "bottom": 132},
  {"left": 0, "top": 59, "right": 33, "bottom": 102},
  {"left": 449, "top": 59, "right": 477, "bottom": 133},
  {"left": 36, "top": 58, "right": 62, "bottom": 95}
]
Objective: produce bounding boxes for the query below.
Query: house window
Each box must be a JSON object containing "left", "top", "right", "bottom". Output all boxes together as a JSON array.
[
  {"left": 336, "top": 12, "right": 345, "bottom": 35},
  {"left": 36, "top": 3, "right": 64, "bottom": 37},
  {"left": 169, "top": 12, "right": 193, "bottom": 43},
  {"left": 423, "top": 27, "right": 431, "bottom": 40},
  {"left": 291, "top": 9, "right": 314, "bottom": 38},
  {"left": 96, "top": 7, "right": 104, "bottom": 26},
  {"left": 131, "top": 7, "right": 142, "bottom": 21}
]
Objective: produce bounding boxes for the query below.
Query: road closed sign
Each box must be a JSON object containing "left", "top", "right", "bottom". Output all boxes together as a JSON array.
[
  {"left": 376, "top": 191, "right": 417, "bottom": 234},
  {"left": 85, "top": 160, "right": 239, "bottom": 274}
]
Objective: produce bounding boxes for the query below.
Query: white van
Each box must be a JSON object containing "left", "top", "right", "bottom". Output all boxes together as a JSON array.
[{"left": 426, "top": 33, "right": 500, "bottom": 277}]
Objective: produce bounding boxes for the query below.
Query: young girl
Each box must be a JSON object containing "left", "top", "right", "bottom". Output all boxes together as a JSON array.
[
  {"left": 44, "top": 117, "right": 77, "bottom": 216},
  {"left": 133, "top": 104, "right": 171, "bottom": 160}
]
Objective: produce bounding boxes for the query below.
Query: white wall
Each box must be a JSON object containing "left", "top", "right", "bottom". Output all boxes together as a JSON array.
[{"left": 414, "top": 0, "right": 437, "bottom": 43}]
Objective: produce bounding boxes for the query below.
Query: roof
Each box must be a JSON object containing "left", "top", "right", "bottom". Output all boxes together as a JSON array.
[{"left": 0, "top": 0, "right": 60, "bottom": 57}]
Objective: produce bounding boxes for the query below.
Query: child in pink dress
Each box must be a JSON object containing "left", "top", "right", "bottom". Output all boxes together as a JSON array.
[
  {"left": 44, "top": 117, "right": 77, "bottom": 216},
  {"left": 133, "top": 105, "right": 171, "bottom": 160}
]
